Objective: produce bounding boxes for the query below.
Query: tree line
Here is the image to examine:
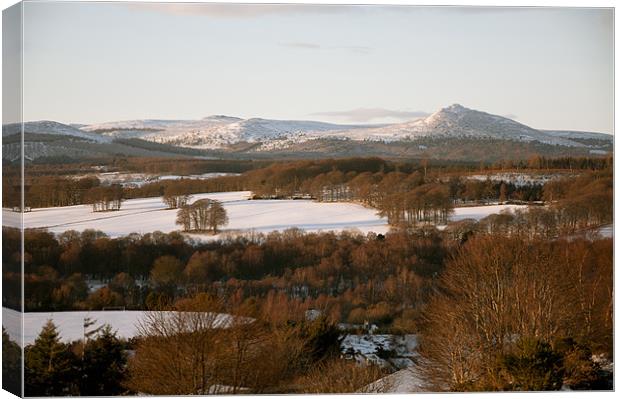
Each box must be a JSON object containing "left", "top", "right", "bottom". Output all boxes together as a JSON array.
[{"left": 5, "top": 155, "right": 610, "bottom": 209}]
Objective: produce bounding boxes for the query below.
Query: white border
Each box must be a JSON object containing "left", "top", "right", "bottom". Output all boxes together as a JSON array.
[{"left": 0, "top": 1, "right": 616, "bottom": 399}]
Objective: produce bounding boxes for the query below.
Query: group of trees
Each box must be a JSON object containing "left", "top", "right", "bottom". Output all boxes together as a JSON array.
[
  {"left": 176, "top": 199, "right": 228, "bottom": 233},
  {"left": 7, "top": 226, "right": 446, "bottom": 321},
  {"left": 161, "top": 183, "right": 190, "bottom": 209},
  {"left": 378, "top": 183, "right": 453, "bottom": 226},
  {"left": 23, "top": 320, "right": 127, "bottom": 396},
  {"left": 7, "top": 156, "right": 610, "bottom": 217},
  {"left": 84, "top": 184, "right": 124, "bottom": 212},
  {"left": 419, "top": 235, "right": 612, "bottom": 391}
]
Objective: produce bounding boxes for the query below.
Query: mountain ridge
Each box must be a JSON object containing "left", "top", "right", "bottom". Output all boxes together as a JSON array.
[
  {"left": 76, "top": 104, "right": 612, "bottom": 150},
  {"left": 2, "top": 104, "right": 612, "bottom": 161}
]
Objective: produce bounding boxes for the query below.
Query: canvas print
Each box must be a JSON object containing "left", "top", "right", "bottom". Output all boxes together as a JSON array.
[{"left": 1, "top": 1, "right": 614, "bottom": 396}]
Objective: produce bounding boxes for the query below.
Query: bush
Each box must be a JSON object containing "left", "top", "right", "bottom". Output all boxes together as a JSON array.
[{"left": 499, "top": 337, "right": 563, "bottom": 391}]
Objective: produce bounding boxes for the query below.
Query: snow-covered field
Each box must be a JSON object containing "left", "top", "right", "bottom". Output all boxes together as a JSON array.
[
  {"left": 364, "top": 368, "right": 427, "bottom": 393},
  {"left": 4, "top": 191, "right": 528, "bottom": 239},
  {"left": 2, "top": 307, "right": 239, "bottom": 347},
  {"left": 18, "top": 191, "right": 390, "bottom": 238},
  {"left": 450, "top": 204, "right": 527, "bottom": 222}
]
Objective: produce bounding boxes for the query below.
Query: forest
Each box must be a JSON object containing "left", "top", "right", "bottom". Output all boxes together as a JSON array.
[{"left": 1, "top": 155, "right": 614, "bottom": 394}]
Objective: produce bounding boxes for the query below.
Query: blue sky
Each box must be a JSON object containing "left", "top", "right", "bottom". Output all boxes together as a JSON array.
[{"left": 20, "top": 2, "right": 613, "bottom": 133}]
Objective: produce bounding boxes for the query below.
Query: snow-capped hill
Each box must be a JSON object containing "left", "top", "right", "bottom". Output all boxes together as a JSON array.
[
  {"left": 81, "top": 116, "right": 374, "bottom": 149},
  {"left": 42, "top": 105, "right": 605, "bottom": 153},
  {"left": 408, "top": 103, "right": 546, "bottom": 139},
  {"left": 231, "top": 118, "right": 363, "bottom": 140},
  {"left": 543, "top": 130, "right": 613, "bottom": 141},
  {"left": 2, "top": 120, "right": 111, "bottom": 143},
  {"left": 323, "top": 104, "right": 584, "bottom": 147}
]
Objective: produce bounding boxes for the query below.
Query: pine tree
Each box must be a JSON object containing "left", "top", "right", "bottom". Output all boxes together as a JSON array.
[
  {"left": 2, "top": 327, "right": 21, "bottom": 396},
  {"left": 81, "top": 324, "right": 128, "bottom": 395},
  {"left": 25, "top": 320, "right": 79, "bottom": 396}
]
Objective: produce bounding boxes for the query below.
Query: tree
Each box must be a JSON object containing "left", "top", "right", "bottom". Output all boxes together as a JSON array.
[
  {"left": 176, "top": 205, "right": 192, "bottom": 231},
  {"left": 295, "top": 358, "right": 387, "bottom": 393},
  {"left": 85, "top": 185, "right": 123, "bottom": 212},
  {"left": 418, "top": 235, "right": 612, "bottom": 391},
  {"left": 81, "top": 325, "right": 128, "bottom": 395},
  {"left": 25, "top": 320, "right": 79, "bottom": 396},
  {"left": 207, "top": 200, "right": 228, "bottom": 234},
  {"left": 175, "top": 199, "right": 228, "bottom": 234},
  {"left": 184, "top": 251, "right": 223, "bottom": 285},
  {"left": 84, "top": 286, "right": 124, "bottom": 310},
  {"left": 150, "top": 255, "right": 184, "bottom": 289},
  {"left": 162, "top": 184, "right": 189, "bottom": 209},
  {"left": 499, "top": 338, "right": 563, "bottom": 391},
  {"left": 126, "top": 294, "right": 231, "bottom": 395},
  {"left": 499, "top": 182, "right": 508, "bottom": 204},
  {"left": 2, "top": 327, "right": 21, "bottom": 396}
]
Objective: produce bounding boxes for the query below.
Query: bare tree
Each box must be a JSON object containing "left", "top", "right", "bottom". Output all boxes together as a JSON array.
[
  {"left": 175, "top": 199, "right": 228, "bottom": 234},
  {"left": 126, "top": 294, "right": 296, "bottom": 395},
  {"left": 162, "top": 185, "right": 189, "bottom": 209},
  {"left": 207, "top": 200, "right": 228, "bottom": 234},
  {"left": 295, "top": 358, "right": 388, "bottom": 393}
]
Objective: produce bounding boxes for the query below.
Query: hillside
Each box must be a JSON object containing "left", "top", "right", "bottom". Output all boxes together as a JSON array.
[{"left": 2, "top": 105, "right": 612, "bottom": 162}]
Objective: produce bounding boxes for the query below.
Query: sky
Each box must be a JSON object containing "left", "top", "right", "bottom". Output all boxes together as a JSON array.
[{"left": 15, "top": 2, "right": 614, "bottom": 133}]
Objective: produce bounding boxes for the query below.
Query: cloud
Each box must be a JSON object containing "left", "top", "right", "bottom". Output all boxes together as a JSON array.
[
  {"left": 312, "top": 108, "right": 430, "bottom": 123},
  {"left": 503, "top": 113, "right": 518, "bottom": 120},
  {"left": 280, "top": 42, "right": 372, "bottom": 54},
  {"left": 125, "top": 3, "right": 353, "bottom": 18}
]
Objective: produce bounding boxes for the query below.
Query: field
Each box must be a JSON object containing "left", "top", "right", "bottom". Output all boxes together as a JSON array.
[
  {"left": 13, "top": 191, "right": 530, "bottom": 239},
  {"left": 14, "top": 192, "right": 529, "bottom": 238}
]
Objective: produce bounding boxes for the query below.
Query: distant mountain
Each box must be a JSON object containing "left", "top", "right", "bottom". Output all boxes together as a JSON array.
[
  {"left": 1, "top": 120, "right": 213, "bottom": 162},
  {"left": 3, "top": 120, "right": 111, "bottom": 143},
  {"left": 542, "top": 129, "right": 613, "bottom": 141},
  {"left": 323, "top": 104, "right": 590, "bottom": 147},
  {"left": 79, "top": 105, "right": 612, "bottom": 151},
  {"left": 81, "top": 116, "right": 374, "bottom": 149},
  {"left": 2, "top": 105, "right": 612, "bottom": 162}
]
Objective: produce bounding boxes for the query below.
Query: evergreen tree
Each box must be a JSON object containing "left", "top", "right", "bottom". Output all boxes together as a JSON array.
[
  {"left": 25, "top": 320, "right": 79, "bottom": 396},
  {"left": 2, "top": 327, "right": 22, "bottom": 396},
  {"left": 81, "top": 324, "right": 128, "bottom": 395}
]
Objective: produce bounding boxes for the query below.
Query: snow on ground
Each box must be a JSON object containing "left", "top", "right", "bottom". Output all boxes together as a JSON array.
[
  {"left": 77, "top": 171, "right": 240, "bottom": 187},
  {"left": 7, "top": 193, "right": 529, "bottom": 239},
  {"left": 465, "top": 172, "right": 564, "bottom": 187},
  {"left": 19, "top": 191, "right": 390, "bottom": 238},
  {"left": 2, "top": 307, "right": 240, "bottom": 347},
  {"left": 450, "top": 204, "right": 527, "bottom": 222},
  {"left": 341, "top": 334, "right": 418, "bottom": 369},
  {"left": 364, "top": 368, "right": 427, "bottom": 393}
]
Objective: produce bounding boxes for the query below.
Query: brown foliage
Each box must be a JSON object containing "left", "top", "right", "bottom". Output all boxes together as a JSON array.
[{"left": 418, "top": 235, "right": 612, "bottom": 391}]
